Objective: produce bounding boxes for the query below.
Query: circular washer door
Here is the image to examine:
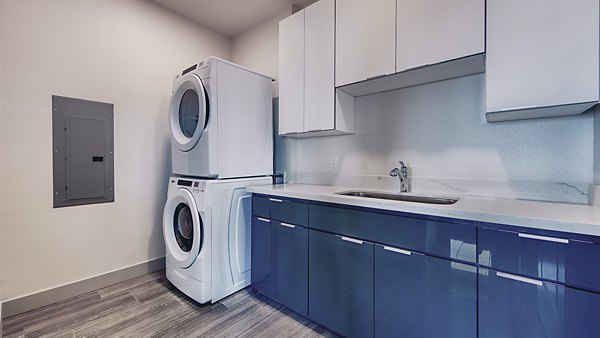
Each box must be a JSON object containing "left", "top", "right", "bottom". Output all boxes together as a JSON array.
[
  {"left": 169, "top": 73, "right": 208, "bottom": 152},
  {"left": 163, "top": 188, "right": 203, "bottom": 268}
]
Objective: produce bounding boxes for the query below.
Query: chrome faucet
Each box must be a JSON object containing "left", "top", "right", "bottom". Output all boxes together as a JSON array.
[{"left": 390, "top": 161, "right": 410, "bottom": 193}]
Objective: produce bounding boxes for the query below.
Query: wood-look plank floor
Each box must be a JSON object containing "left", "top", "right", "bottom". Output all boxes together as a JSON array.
[{"left": 3, "top": 271, "right": 338, "bottom": 338}]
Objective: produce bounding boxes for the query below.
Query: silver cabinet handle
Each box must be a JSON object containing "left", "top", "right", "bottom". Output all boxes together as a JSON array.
[
  {"left": 383, "top": 246, "right": 412, "bottom": 256},
  {"left": 269, "top": 198, "right": 283, "bottom": 203},
  {"left": 340, "top": 236, "right": 364, "bottom": 245},
  {"left": 496, "top": 271, "right": 543, "bottom": 286},
  {"left": 281, "top": 222, "right": 296, "bottom": 229},
  {"left": 518, "top": 233, "right": 569, "bottom": 244},
  {"left": 257, "top": 217, "right": 271, "bottom": 223}
]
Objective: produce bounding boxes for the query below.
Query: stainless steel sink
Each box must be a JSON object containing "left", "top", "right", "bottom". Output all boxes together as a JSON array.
[{"left": 335, "top": 190, "right": 458, "bottom": 205}]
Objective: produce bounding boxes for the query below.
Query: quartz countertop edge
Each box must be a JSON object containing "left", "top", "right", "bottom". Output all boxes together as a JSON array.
[{"left": 246, "top": 184, "right": 600, "bottom": 238}]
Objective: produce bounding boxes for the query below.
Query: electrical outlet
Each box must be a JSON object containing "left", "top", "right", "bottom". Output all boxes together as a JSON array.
[{"left": 330, "top": 155, "right": 338, "bottom": 168}]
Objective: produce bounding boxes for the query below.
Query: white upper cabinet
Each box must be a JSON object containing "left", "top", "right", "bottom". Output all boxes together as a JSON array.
[
  {"left": 304, "top": 0, "right": 335, "bottom": 132},
  {"left": 279, "top": 11, "right": 305, "bottom": 134},
  {"left": 396, "top": 0, "right": 484, "bottom": 72},
  {"left": 279, "top": 0, "right": 354, "bottom": 137},
  {"left": 336, "top": 0, "right": 485, "bottom": 97},
  {"left": 335, "top": 0, "right": 396, "bottom": 87},
  {"left": 486, "top": 0, "right": 599, "bottom": 122}
]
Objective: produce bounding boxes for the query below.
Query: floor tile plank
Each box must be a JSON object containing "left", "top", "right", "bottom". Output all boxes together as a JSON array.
[{"left": 3, "top": 270, "right": 337, "bottom": 338}]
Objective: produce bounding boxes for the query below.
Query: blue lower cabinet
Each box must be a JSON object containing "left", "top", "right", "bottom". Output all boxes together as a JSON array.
[
  {"left": 425, "top": 220, "right": 477, "bottom": 263},
  {"left": 479, "top": 267, "right": 600, "bottom": 338},
  {"left": 309, "top": 230, "right": 374, "bottom": 338},
  {"left": 374, "top": 244, "right": 426, "bottom": 337},
  {"left": 425, "top": 255, "right": 477, "bottom": 338},
  {"left": 478, "top": 227, "right": 600, "bottom": 293},
  {"left": 276, "top": 222, "right": 308, "bottom": 317},
  {"left": 375, "top": 244, "right": 477, "bottom": 338},
  {"left": 251, "top": 216, "right": 277, "bottom": 299}
]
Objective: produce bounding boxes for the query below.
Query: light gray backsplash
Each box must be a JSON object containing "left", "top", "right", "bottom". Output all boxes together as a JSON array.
[
  {"left": 276, "top": 74, "right": 594, "bottom": 203},
  {"left": 593, "top": 106, "right": 600, "bottom": 185}
]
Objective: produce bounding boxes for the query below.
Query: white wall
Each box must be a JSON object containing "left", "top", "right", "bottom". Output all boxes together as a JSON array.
[
  {"left": 292, "top": 74, "right": 593, "bottom": 184},
  {"left": 231, "top": 6, "right": 292, "bottom": 97},
  {"left": 0, "top": 0, "right": 231, "bottom": 301}
]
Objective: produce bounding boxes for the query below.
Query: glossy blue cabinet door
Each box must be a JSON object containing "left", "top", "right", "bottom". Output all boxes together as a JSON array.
[
  {"left": 424, "top": 255, "right": 477, "bottom": 338},
  {"left": 276, "top": 222, "right": 308, "bottom": 316},
  {"left": 479, "top": 267, "right": 600, "bottom": 338},
  {"left": 374, "top": 245, "right": 476, "bottom": 338},
  {"left": 251, "top": 216, "right": 277, "bottom": 299},
  {"left": 425, "top": 220, "right": 477, "bottom": 263},
  {"left": 309, "top": 230, "right": 374, "bottom": 338},
  {"left": 251, "top": 195, "right": 270, "bottom": 218},
  {"left": 374, "top": 244, "right": 426, "bottom": 337},
  {"left": 478, "top": 227, "right": 600, "bottom": 293},
  {"left": 270, "top": 198, "right": 309, "bottom": 226}
]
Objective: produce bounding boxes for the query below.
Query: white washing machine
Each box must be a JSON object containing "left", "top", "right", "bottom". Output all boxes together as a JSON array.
[
  {"left": 163, "top": 176, "right": 271, "bottom": 304},
  {"left": 169, "top": 56, "right": 273, "bottom": 179}
]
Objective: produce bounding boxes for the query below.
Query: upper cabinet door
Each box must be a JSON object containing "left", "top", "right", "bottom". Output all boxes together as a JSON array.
[
  {"left": 486, "top": 0, "right": 599, "bottom": 116},
  {"left": 335, "top": 0, "right": 396, "bottom": 87},
  {"left": 396, "top": 0, "right": 484, "bottom": 72},
  {"left": 304, "top": 0, "right": 335, "bottom": 132},
  {"left": 278, "top": 10, "right": 305, "bottom": 134}
]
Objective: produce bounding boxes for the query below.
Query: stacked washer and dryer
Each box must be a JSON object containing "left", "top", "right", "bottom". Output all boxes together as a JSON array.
[{"left": 163, "top": 57, "right": 273, "bottom": 304}]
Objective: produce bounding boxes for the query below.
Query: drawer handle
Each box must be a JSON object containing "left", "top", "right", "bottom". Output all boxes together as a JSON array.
[
  {"left": 496, "top": 271, "right": 543, "bottom": 286},
  {"left": 340, "top": 236, "right": 364, "bottom": 245},
  {"left": 269, "top": 198, "right": 283, "bottom": 203},
  {"left": 257, "top": 217, "right": 271, "bottom": 223},
  {"left": 281, "top": 222, "right": 296, "bottom": 229},
  {"left": 518, "top": 233, "right": 569, "bottom": 244},
  {"left": 383, "top": 246, "right": 412, "bottom": 256}
]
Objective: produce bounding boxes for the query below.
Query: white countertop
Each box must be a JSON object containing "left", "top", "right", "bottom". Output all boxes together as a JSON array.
[{"left": 246, "top": 184, "right": 600, "bottom": 237}]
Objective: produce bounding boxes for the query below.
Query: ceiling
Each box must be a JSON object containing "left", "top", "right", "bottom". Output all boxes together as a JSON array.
[{"left": 151, "top": 0, "right": 316, "bottom": 38}]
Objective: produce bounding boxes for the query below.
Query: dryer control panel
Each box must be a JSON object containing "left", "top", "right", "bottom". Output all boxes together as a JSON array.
[{"left": 174, "top": 178, "right": 206, "bottom": 192}]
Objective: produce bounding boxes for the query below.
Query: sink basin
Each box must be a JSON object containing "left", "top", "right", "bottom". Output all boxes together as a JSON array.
[{"left": 335, "top": 190, "right": 458, "bottom": 205}]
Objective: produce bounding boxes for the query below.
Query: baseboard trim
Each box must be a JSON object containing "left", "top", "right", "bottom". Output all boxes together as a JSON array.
[{"left": 1, "top": 257, "right": 165, "bottom": 318}]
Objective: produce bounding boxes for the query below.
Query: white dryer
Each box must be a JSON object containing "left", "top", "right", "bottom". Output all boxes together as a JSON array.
[
  {"left": 169, "top": 56, "right": 273, "bottom": 179},
  {"left": 163, "top": 176, "right": 271, "bottom": 304}
]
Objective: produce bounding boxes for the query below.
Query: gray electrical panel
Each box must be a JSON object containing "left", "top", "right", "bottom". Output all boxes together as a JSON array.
[{"left": 52, "top": 96, "right": 114, "bottom": 208}]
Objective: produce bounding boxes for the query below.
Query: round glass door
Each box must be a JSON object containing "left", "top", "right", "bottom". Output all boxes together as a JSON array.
[
  {"left": 178, "top": 89, "right": 200, "bottom": 139},
  {"left": 173, "top": 202, "right": 202, "bottom": 252},
  {"left": 169, "top": 73, "right": 208, "bottom": 152},
  {"left": 163, "top": 188, "right": 203, "bottom": 268}
]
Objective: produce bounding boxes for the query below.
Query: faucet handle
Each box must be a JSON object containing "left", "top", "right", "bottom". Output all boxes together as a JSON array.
[{"left": 399, "top": 161, "right": 407, "bottom": 173}]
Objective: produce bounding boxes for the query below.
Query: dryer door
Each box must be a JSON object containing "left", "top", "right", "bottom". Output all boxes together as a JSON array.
[
  {"left": 163, "top": 188, "right": 203, "bottom": 268},
  {"left": 169, "top": 73, "right": 209, "bottom": 152}
]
